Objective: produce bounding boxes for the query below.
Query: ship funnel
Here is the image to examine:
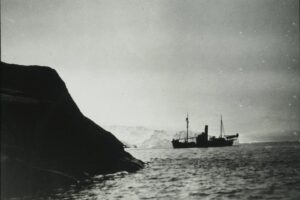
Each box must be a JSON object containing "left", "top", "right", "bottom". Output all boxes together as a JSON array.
[{"left": 205, "top": 125, "right": 208, "bottom": 143}]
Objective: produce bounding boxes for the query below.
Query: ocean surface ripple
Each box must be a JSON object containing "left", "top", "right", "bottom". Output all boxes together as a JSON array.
[{"left": 27, "top": 142, "right": 300, "bottom": 199}]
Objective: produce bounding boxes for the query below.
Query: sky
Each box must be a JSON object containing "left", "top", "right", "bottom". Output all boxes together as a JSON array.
[{"left": 1, "top": 0, "right": 299, "bottom": 138}]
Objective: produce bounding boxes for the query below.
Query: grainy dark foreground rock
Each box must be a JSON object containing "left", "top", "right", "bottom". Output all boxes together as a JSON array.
[{"left": 0, "top": 62, "right": 144, "bottom": 197}]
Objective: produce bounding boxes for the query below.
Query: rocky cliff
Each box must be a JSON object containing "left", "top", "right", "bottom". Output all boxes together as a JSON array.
[{"left": 0, "top": 62, "right": 143, "bottom": 197}]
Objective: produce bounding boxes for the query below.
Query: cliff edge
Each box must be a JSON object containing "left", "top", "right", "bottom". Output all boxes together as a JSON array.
[{"left": 0, "top": 62, "right": 143, "bottom": 197}]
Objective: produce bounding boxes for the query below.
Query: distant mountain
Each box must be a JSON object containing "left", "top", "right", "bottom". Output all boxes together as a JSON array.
[
  {"left": 140, "top": 130, "right": 173, "bottom": 149},
  {"left": 104, "top": 125, "right": 200, "bottom": 148},
  {"left": 243, "top": 130, "right": 300, "bottom": 143},
  {"left": 104, "top": 125, "right": 154, "bottom": 147},
  {"left": 105, "top": 125, "right": 300, "bottom": 147}
]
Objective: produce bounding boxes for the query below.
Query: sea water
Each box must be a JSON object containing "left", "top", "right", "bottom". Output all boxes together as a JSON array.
[{"left": 23, "top": 142, "right": 300, "bottom": 199}]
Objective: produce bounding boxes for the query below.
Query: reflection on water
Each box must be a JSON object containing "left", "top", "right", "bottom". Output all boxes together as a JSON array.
[{"left": 14, "top": 142, "right": 300, "bottom": 199}]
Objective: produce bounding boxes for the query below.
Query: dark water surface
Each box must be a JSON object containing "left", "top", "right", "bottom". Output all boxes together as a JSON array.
[{"left": 16, "top": 142, "right": 300, "bottom": 199}]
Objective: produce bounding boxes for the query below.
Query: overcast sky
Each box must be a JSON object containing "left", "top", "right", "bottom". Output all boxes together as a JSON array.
[{"left": 2, "top": 0, "right": 299, "bottom": 138}]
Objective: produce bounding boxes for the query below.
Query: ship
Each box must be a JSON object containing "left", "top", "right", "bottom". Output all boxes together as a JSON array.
[{"left": 172, "top": 114, "right": 239, "bottom": 148}]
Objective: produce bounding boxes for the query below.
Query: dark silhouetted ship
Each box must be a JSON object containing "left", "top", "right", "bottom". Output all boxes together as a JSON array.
[{"left": 172, "top": 115, "right": 239, "bottom": 148}]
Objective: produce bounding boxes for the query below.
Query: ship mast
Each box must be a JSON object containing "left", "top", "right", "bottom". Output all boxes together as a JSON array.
[
  {"left": 220, "top": 115, "right": 223, "bottom": 138},
  {"left": 186, "top": 113, "right": 189, "bottom": 142},
  {"left": 220, "top": 115, "right": 226, "bottom": 138}
]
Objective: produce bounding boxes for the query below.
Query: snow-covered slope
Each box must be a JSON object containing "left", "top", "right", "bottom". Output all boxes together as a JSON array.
[
  {"left": 104, "top": 125, "right": 199, "bottom": 148},
  {"left": 104, "top": 125, "right": 155, "bottom": 147},
  {"left": 140, "top": 130, "right": 173, "bottom": 149}
]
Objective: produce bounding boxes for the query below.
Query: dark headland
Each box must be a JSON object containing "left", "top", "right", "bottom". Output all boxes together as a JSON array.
[{"left": 0, "top": 62, "right": 144, "bottom": 197}]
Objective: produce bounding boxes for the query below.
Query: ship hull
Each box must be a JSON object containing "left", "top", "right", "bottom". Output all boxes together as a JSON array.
[
  {"left": 172, "top": 140, "right": 196, "bottom": 148},
  {"left": 172, "top": 138, "right": 234, "bottom": 148}
]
